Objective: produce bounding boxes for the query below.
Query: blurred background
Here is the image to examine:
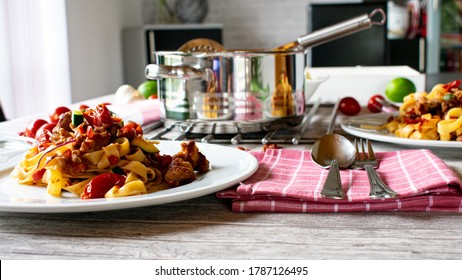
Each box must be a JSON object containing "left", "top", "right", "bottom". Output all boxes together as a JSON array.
[{"left": 0, "top": 0, "right": 460, "bottom": 119}]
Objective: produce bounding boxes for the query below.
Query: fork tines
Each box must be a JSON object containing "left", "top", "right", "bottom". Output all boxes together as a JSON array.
[
  {"left": 354, "top": 138, "right": 377, "bottom": 167},
  {"left": 353, "top": 138, "right": 398, "bottom": 198}
]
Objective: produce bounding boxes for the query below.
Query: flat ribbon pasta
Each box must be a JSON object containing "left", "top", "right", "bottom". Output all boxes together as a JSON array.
[
  {"left": 105, "top": 172, "right": 147, "bottom": 198},
  {"left": 438, "top": 108, "right": 462, "bottom": 141}
]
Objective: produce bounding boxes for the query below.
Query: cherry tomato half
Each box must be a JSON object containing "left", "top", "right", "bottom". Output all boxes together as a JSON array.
[
  {"left": 35, "top": 122, "right": 56, "bottom": 141},
  {"left": 49, "top": 106, "right": 71, "bottom": 124},
  {"left": 81, "top": 173, "right": 126, "bottom": 199},
  {"left": 442, "top": 80, "right": 461, "bottom": 91},
  {"left": 367, "top": 94, "right": 386, "bottom": 113},
  {"left": 82, "top": 104, "right": 114, "bottom": 128},
  {"left": 79, "top": 104, "right": 89, "bottom": 110},
  {"left": 24, "top": 119, "right": 48, "bottom": 138},
  {"left": 339, "top": 97, "right": 361, "bottom": 116}
]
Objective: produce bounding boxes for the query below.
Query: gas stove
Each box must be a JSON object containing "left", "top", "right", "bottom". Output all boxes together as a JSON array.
[{"left": 142, "top": 103, "right": 338, "bottom": 145}]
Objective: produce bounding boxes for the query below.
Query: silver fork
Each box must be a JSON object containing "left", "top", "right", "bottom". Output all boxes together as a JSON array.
[
  {"left": 353, "top": 138, "right": 398, "bottom": 199},
  {"left": 0, "top": 139, "right": 32, "bottom": 162}
]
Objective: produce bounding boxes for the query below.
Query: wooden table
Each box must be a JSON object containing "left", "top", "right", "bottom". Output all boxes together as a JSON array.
[{"left": 1, "top": 103, "right": 462, "bottom": 260}]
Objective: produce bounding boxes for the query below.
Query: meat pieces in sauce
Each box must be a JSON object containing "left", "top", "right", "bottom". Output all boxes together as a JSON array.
[
  {"left": 164, "top": 158, "right": 196, "bottom": 187},
  {"left": 174, "top": 141, "right": 210, "bottom": 173},
  {"left": 163, "top": 141, "right": 210, "bottom": 187},
  {"left": 412, "top": 88, "right": 462, "bottom": 117}
]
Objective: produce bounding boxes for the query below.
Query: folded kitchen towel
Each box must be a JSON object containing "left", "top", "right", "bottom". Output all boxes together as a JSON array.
[
  {"left": 216, "top": 148, "right": 462, "bottom": 213},
  {"left": 108, "top": 99, "right": 161, "bottom": 126}
]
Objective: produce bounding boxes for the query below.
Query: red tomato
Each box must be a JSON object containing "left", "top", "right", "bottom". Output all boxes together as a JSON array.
[
  {"left": 119, "top": 122, "right": 143, "bottom": 140},
  {"left": 442, "top": 80, "right": 461, "bottom": 91},
  {"left": 24, "top": 119, "right": 48, "bottom": 138},
  {"left": 82, "top": 104, "right": 114, "bottom": 128},
  {"left": 35, "top": 123, "right": 56, "bottom": 141},
  {"left": 81, "top": 173, "right": 126, "bottom": 199},
  {"left": 86, "top": 126, "right": 94, "bottom": 139},
  {"left": 367, "top": 94, "right": 386, "bottom": 113},
  {"left": 32, "top": 169, "right": 46, "bottom": 184},
  {"left": 49, "top": 106, "right": 71, "bottom": 124},
  {"left": 148, "top": 94, "right": 158, "bottom": 99},
  {"left": 339, "top": 97, "right": 361, "bottom": 116},
  {"left": 79, "top": 104, "right": 89, "bottom": 110}
]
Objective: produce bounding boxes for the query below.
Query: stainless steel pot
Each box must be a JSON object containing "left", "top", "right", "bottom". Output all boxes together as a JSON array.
[
  {"left": 148, "top": 50, "right": 306, "bottom": 123},
  {"left": 145, "top": 9, "right": 386, "bottom": 130}
]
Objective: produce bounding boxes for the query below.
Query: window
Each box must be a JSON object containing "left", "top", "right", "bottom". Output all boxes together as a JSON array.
[{"left": 0, "top": 0, "right": 71, "bottom": 119}]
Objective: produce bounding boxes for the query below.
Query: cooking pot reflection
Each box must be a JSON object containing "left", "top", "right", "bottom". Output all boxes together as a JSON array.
[{"left": 147, "top": 51, "right": 306, "bottom": 123}]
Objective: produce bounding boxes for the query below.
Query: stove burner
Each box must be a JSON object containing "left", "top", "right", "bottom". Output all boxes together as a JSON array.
[{"left": 144, "top": 101, "right": 330, "bottom": 145}]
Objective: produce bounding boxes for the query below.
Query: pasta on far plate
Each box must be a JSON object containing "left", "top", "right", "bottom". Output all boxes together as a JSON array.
[
  {"left": 10, "top": 104, "right": 209, "bottom": 199},
  {"left": 384, "top": 80, "right": 462, "bottom": 141}
]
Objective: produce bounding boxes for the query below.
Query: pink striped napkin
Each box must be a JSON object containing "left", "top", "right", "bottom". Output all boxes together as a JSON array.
[
  {"left": 216, "top": 148, "right": 462, "bottom": 213},
  {"left": 108, "top": 99, "right": 161, "bottom": 126}
]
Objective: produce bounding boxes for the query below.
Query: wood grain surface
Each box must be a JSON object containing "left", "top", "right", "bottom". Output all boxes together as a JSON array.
[{"left": 1, "top": 107, "right": 462, "bottom": 260}]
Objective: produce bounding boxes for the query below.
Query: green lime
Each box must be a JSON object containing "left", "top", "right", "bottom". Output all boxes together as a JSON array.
[
  {"left": 138, "top": 80, "right": 158, "bottom": 99},
  {"left": 385, "top": 77, "right": 416, "bottom": 102}
]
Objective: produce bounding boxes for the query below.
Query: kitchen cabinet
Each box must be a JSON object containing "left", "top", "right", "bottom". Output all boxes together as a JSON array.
[
  {"left": 438, "top": 0, "right": 462, "bottom": 72},
  {"left": 307, "top": 1, "right": 427, "bottom": 72},
  {"left": 425, "top": 0, "right": 462, "bottom": 73}
]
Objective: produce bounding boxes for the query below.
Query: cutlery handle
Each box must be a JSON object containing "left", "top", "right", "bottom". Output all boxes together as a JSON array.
[
  {"left": 365, "top": 165, "right": 398, "bottom": 198},
  {"left": 320, "top": 160, "right": 345, "bottom": 199}
]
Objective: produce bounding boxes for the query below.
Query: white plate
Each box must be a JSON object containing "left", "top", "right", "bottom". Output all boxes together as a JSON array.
[
  {"left": 0, "top": 141, "right": 258, "bottom": 213},
  {"left": 341, "top": 113, "right": 462, "bottom": 149}
]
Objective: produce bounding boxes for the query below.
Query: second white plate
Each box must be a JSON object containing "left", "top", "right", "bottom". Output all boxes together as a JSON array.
[{"left": 341, "top": 113, "right": 462, "bottom": 149}]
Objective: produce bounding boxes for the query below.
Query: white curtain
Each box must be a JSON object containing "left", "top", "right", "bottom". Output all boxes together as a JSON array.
[{"left": 0, "top": 0, "right": 71, "bottom": 120}]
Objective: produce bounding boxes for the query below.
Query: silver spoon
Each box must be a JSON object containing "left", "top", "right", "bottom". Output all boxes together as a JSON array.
[{"left": 310, "top": 100, "right": 355, "bottom": 199}]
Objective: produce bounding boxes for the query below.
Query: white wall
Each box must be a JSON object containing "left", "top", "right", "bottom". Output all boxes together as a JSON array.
[
  {"left": 64, "top": 0, "right": 352, "bottom": 103},
  {"left": 205, "top": 0, "right": 309, "bottom": 50},
  {"left": 66, "top": 0, "right": 142, "bottom": 103},
  {"left": 64, "top": 0, "right": 310, "bottom": 102}
]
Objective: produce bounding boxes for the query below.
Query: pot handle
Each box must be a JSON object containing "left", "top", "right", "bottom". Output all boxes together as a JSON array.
[
  {"left": 298, "top": 8, "right": 386, "bottom": 50},
  {"left": 145, "top": 64, "right": 213, "bottom": 81}
]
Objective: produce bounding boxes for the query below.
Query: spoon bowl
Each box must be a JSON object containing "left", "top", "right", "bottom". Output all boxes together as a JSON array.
[
  {"left": 311, "top": 134, "right": 356, "bottom": 169},
  {"left": 311, "top": 133, "right": 355, "bottom": 199}
]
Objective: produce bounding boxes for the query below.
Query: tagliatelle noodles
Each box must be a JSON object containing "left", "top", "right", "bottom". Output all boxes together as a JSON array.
[
  {"left": 11, "top": 136, "right": 166, "bottom": 198},
  {"left": 437, "top": 108, "right": 462, "bottom": 141},
  {"left": 11, "top": 104, "right": 209, "bottom": 200}
]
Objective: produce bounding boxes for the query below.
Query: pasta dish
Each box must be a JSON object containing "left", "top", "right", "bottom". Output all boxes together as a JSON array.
[
  {"left": 11, "top": 104, "right": 209, "bottom": 199},
  {"left": 385, "top": 80, "right": 462, "bottom": 141}
]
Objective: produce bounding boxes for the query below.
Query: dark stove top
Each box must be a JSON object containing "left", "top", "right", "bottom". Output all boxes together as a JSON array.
[{"left": 142, "top": 104, "right": 339, "bottom": 145}]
